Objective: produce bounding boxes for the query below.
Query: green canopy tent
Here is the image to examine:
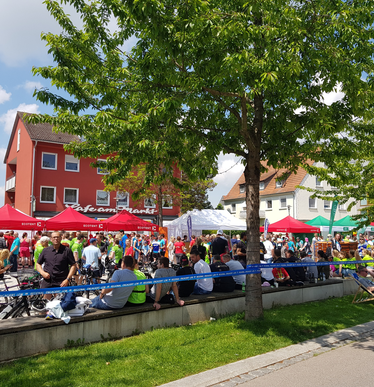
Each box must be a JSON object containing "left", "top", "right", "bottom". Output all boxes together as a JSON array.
[
  {"left": 305, "top": 216, "right": 330, "bottom": 227},
  {"left": 333, "top": 216, "right": 359, "bottom": 232}
]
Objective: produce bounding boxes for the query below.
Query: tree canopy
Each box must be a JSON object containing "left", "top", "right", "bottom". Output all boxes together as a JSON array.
[{"left": 31, "top": 0, "right": 374, "bottom": 319}]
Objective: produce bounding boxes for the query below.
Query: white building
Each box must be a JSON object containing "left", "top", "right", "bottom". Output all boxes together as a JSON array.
[{"left": 222, "top": 161, "right": 362, "bottom": 224}]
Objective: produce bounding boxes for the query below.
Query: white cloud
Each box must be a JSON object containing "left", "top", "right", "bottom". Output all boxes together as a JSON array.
[
  {"left": 0, "top": 1, "right": 81, "bottom": 67},
  {"left": 0, "top": 104, "right": 40, "bottom": 133},
  {"left": 23, "top": 81, "right": 44, "bottom": 93},
  {"left": 321, "top": 83, "right": 344, "bottom": 106},
  {"left": 208, "top": 153, "right": 245, "bottom": 207},
  {"left": 0, "top": 85, "right": 11, "bottom": 104}
]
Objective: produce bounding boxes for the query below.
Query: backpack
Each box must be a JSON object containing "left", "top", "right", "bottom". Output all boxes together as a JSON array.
[{"left": 0, "top": 238, "right": 6, "bottom": 249}]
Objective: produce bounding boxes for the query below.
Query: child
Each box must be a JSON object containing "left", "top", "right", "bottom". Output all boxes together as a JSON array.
[{"left": 0, "top": 249, "right": 12, "bottom": 278}]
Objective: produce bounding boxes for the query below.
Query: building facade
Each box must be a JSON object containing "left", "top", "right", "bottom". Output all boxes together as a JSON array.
[
  {"left": 4, "top": 112, "right": 180, "bottom": 222},
  {"left": 222, "top": 161, "right": 361, "bottom": 224}
]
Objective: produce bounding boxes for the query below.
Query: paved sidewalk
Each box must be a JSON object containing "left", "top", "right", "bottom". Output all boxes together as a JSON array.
[{"left": 161, "top": 320, "right": 374, "bottom": 387}]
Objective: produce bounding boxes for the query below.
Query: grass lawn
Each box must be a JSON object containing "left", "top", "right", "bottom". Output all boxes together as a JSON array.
[{"left": 1, "top": 295, "right": 373, "bottom": 387}]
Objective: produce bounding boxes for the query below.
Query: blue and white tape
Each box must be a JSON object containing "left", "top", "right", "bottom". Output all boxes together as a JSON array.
[{"left": 2, "top": 259, "right": 373, "bottom": 297}]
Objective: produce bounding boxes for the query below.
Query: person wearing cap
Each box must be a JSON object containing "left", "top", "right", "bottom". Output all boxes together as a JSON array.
[
  {"left": 211, "top": 229, "right": 229, "bottom": 256},
  {"left": 176, "top": 255, "right": 196, "bottom": 297},
  {"left": 82, "top": 238, "right": 102, "bottom": 283}
]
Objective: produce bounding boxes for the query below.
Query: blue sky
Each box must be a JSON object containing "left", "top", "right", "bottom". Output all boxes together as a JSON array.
[{"left": 0, "top": 1, "right": 245, "bottom": 209}]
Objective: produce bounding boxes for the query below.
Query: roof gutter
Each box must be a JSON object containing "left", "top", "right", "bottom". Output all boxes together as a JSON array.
[{"left": 30, "top": 140, "right": 37, "bottom": 217}]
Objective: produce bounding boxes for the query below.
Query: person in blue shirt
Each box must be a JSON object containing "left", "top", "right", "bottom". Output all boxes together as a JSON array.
[
  {"left": 119, "top": 229, "right": 128, "bottom": 248},
  {"left": 159, "top": 234, "right": 166, "bottom": 257},
  {"left": 9, "top": 232, "right": 20, "bottom": 273},
  {"left": 151, "top": 235, "right": 161, "bottom": 261}
]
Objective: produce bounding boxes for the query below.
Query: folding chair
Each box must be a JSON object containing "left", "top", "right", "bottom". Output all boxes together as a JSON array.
[{"left": 348, "top": 272, "right": 374, "bottom": 304}]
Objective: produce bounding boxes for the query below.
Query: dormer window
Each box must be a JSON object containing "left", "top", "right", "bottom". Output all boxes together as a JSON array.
[
  {"left": 239, "top": 184, "right": 245, "bottom": 193},
  {"left": 259, "top": 182, "right": 265, "bottom": 190},
  {"left": 275, "top": 180, "right": 283, "bottom": 188}
]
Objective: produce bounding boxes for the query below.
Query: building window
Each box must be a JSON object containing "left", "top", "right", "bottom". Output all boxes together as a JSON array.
[
  {"left": 96, "top": 190, "right": 110, "bottom": 206},
  {"left": 280, "top": 198, "right": 287, "bottom": 208},
  {"left": 316, "top": 177, "right": 322, "bottom": 187},
  {"left": 65, "top": 155, "right": 80, "bottom": 172},
  {"left": 162, "top": 197, "right": 173, "bottom": 209},
  {"left": 259, "top": 182, "right": 265, "bottom": 190},
  {"left": 116, "top": 191, "right": 129, "bottom": 207},
  {"left": 64, "top": 188, "right": 79, "bottom": 204},
  {"left": 17, "top": 129, "right": 21, "bottom": 152},
  {"left": 231, "top": 203, "right": 236, "bottom": 213},
  {"left": 361, "top": 198, "right": 368, "bottom": 206},
  {"left": 266, "top": 200, "right": 272, "bottom": 209},
  {"left": 309, "top": 197, "right": 317, "bottom": 208},
  {"left": 324, "top": 201, "right": 331, "bottom": 209},
  {"left": 40, "top": 186, "right": 56, "bottom": 203},
  {"left": 42, "top": 152, "right": 57, "bottom": 170},
  {"left": 338, "top": 203, "right": 346, "bottom": 211},
  {"left": 239, "top": 184, "right": 245, "bottom": 193},
  {"left": 97, "top": 159, "right": 109, "bottom": 175},
  {"left": 144, "top": 196, "right": 156, "bottom": 208},
  {"left": 275, "top": 180, "right": 283, "bottom": 188}
]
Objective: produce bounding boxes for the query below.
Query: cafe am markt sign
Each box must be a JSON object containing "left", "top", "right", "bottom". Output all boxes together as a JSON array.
[{"left": 65, "top": 203, "right": 158, "bottom": 215}]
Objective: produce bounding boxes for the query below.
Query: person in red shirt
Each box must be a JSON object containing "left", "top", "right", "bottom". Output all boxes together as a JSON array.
[
  {"left": 272, "top": 249, "right": 295, "bottom": 287},
  {"left": 4, "top": 231, "right": 15, "bottom": 250},
  {"left": 189, "top": 235, "right": 196, "bottom": 249},
  {"left": 174, "top": 236, "right": 186, "bottom": 265}
]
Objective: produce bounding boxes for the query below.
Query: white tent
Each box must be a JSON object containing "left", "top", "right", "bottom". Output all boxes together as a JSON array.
[{"left": 167, "top": 209, "right": 247, "bottom": 237}]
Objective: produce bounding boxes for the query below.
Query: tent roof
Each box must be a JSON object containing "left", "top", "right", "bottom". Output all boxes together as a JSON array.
[
  {"left": 0, "top": 204, "right": 44, "bottom": 230},
  {"left": 333, "top": 215, "right": 358, "bottom": 227},
  {"left": 262, "top": 216, "right": 320, "bottom": 233},
  {"left": 167, "top": 209, "right": 246, "bottom": 237},
  {"left": 103, "top": 209, "right": 159, "bottom": 232},
  {"left": 45, "top": 207, "right": 105, "bottom": 231},
  {"left": 305, "top": 216, "right": 330, "bottom": 227}
]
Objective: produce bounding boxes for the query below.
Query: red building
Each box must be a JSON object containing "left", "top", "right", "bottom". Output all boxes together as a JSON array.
[{"left": 4, "top": 112, "right": 180, "bottom": 222}]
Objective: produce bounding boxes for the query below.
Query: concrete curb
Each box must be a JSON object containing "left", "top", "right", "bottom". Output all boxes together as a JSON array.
[{"left": 161, "top": 320, "right": 374, "bottom": 387}]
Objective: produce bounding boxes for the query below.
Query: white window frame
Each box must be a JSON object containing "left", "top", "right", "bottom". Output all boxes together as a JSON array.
[
  {"left": 116, "top": 191, "right": 129, "bottom": 207},
  {"left": 231, "top": 203, "right": 236, "bottom": 213},
  {"left": 259, "top": 182, "right": 265, "bottom": 191},
  {"left": 17, "top": 128, "right": 21, "bottom": 152},
  {"left": 162, "top": 197, "right": 173, "bottom": 209},
  {"left": 64, "top": 188, "right": 79, "bottom": 205},
  {"left": 65, "top": 155, "right": 80, "bottom": 172},
  {"left": 266, "top": 200, "right": 272, "bottom": 210},
  {"left": 338, "top": 203, "right": 346, "bottom": 211},
  {"left": 309, "top": 197, "right": 317, "bottom": 209},
  {"left": 144, "top": 195, "right": 156, "bottom": 208},
  {"left": 316, "top": 176, "right": 322, "bottom": 187},
  {"left": 41, "top": 152, "right": 58, "bottom": 170},
  {"left": 40, "top": 186, "right": 56, "bottom": 203},
  {"left": 275, "top": 180, "right": 283, "bottom": 188},
  {"left": 96, "top": 190, "right": 110, "bottom": 206},
  {"left": 324, "top": 200, "right": 331, "bottom": 210},
  {"left": 280, "top": 198, "right": 287, "bottom": 208},
  {"left": 97, "top": 159, "right": 109, "bottom": 175}
]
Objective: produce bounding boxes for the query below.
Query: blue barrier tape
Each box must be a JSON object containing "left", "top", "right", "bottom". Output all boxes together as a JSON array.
[
  {"left": 0, "top": 268, "right": 260, "bottom": 297},
  {"left": 2, "top": 259, "right": 373, "bottom": 298}
]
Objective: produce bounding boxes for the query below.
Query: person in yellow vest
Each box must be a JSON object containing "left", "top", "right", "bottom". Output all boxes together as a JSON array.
[{"left": 127, "top": 259, "right": 149, "bottom": 306}]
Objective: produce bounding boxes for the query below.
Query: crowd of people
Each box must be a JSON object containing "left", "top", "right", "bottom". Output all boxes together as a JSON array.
[{"left": 1, "top": 228, "right": 374, "bottom": 319}]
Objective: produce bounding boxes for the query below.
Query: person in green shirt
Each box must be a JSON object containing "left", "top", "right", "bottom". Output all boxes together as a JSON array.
[
  {"left": 61, "top": 232, "right": 74, "bottom": 248},
  {"left": 108, "top": 238, "right": 123, "bottom": 264},
  {"left": 127, "top": 260, "right": 149, "bottom": 306},
  {"left": 361, "top": 249, "right": 374, "bottom": 269},
  {"left": 33, "top": 237, "right": 50, "bottom": 270},
  {"left": 71, "top": 235, "right": 84, "bottom": 263}
]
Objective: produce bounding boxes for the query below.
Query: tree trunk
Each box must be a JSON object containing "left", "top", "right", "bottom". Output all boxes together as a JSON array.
[
  {"left": 244, "top": 93, "right": 264, "bottom": 321},
  {"left": 157, "top": 185, "right": 163, "bottom": 227}
]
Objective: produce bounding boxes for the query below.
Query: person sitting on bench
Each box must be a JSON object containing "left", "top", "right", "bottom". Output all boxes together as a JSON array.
[{"left": 356, "top": 266, "right": 374, "bottom": 292}]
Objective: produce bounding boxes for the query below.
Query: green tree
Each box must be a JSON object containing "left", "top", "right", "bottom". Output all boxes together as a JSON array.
[
  {"left": 31, "top": 0, "right": 374, "bottom": 320},
  {"left": 215, "top": 203, "right": 224, "bottom": 210}
]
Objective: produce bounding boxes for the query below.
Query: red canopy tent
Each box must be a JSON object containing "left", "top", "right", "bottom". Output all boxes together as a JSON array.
[
  {"left": 260, "top": 216, "right": 320, "bottom": 233},
  {"left": 103, "top": 209, "right": 159, "bottom": 232},
  {"left": 45, "top": 207, "right": 105, "bottom": 231},
  {"left": 0, "top": 204, "right": 44, "bottom": 230}
]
